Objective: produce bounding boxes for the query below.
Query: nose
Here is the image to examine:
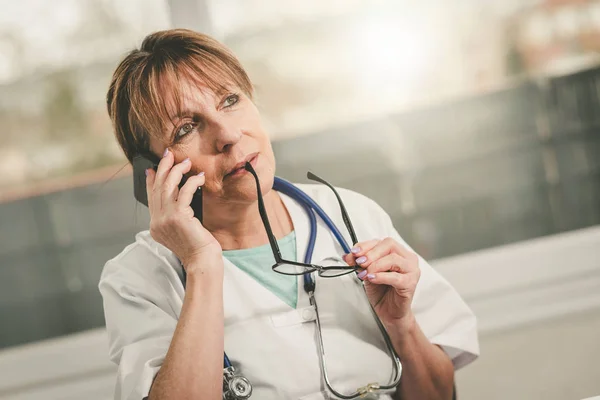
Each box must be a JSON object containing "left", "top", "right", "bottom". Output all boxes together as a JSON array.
[{"left": 212, "top": 118, "right": 242, "bottom": 153}]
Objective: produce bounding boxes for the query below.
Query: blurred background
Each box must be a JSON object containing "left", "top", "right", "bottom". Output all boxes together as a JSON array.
[{"left": 0, "top": 0, "right": 599, "bottom": 399}]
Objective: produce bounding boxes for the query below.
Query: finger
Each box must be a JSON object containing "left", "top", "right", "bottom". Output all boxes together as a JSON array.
[
  {"left": 366, "top": 271, "right": 409, "bottom": 289},
  {"left": 358, "top": 237, "right": 409, "bottom": 268},
  {"left": 391, "top": 240, "right": 413, "bottom": 258},
  {"left": 177, "top": 172, "right": 205, "bottom": 208},
  {"left": 152, "top": 148, "right": 174, "bottom": 210},
  {"left": 367, "top": 253, "right": 407, "bottom": 274},
  {"left": 349, "top": 239, "right": 380, "bottom": 257},
  {"left": 153, "top": 148, "right": 174, "bottom": 187},
  {"left": 162, "top": 158, "right": 192, "bottom": 205},
  {"left": 145, "top": 168, "right": 156, "bottom": 210}
]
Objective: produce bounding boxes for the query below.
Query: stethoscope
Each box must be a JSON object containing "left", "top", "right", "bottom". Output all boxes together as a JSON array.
[{"left": 187, "top": 177, "right": 402, "bottom": 399}]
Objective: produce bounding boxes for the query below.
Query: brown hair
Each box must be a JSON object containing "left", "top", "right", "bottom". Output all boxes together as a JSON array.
[{"left": 106, "top": 29, "right": 253, "bottom": 163}]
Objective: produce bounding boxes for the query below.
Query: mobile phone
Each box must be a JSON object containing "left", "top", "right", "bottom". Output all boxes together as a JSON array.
[{"left": 132, "top": 154, "right": 203, "bottom": 223}]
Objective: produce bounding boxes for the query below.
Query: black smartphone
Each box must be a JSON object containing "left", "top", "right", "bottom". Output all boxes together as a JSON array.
[{"left": 132, "top": 154, "right": 203, "bottom": 223}]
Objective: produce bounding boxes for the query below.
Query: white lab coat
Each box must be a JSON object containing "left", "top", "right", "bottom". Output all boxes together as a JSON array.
[{"left": 99, "top": 184, "right": 479, "bottom": 400}]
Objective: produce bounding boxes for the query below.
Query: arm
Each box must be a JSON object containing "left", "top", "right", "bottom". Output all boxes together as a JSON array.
[
  {"left": 99, "top": 152, "right": 230, "bottom": 399},
  {"left": 345, "top": 236, "right": 456, "bottom": 400},
  {"left": 145, "top": 152, "right": 226, "bottom": 399},
  {"left": 340, "top": 189, "right": 478, "bottom": 399},
  {"left": 148, "top": 259, "right": 224, "bottom": 400},
  {"left": 389, "top": 315, "right": 454, "bottom": 400}
]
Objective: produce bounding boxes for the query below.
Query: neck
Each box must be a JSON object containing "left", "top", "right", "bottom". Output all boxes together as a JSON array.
[{"left": 202, "top": 190, "right": 293, "bottom": 251}]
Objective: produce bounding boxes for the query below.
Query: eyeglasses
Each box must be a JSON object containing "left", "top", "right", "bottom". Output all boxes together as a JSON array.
[
  {"left": 245, "top": 162, "right": 402, "bottom": 398},
  {"left": 244, "top": 163, "right": 359, "bottom": 278}
]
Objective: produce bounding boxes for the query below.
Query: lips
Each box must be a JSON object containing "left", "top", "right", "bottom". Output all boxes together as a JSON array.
[{"left": 224, "top": 152, "right": 259, "bottom": 178}]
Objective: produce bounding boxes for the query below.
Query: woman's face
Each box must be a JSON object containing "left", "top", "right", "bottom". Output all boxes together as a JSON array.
[{"left": 148, "top": 79, "right": 276, "bottom": 204}]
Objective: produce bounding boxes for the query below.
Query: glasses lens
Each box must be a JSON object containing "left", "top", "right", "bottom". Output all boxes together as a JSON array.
[
  {"left": 317, "top": 258, "right": 358, "bottom": 277},
  {"left": 273, "top": 262, "right": 316, "bottom": 275}
]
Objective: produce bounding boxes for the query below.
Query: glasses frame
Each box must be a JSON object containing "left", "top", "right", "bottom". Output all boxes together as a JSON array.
[
  {"left": 245, "top": 163, "right": 402, "bottom": 398},
  {"left": 245, "top": 164, "right": 359, "bottom": 277}
]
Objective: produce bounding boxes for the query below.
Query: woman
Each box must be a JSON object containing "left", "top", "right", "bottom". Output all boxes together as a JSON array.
[{"left": 99, "top": 29, "right": 479, "bottom": 400}]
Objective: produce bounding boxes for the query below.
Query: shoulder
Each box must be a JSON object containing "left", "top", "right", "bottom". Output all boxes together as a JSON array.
[
  {"left": 99, "top": 232, "right": 183, "bottom": 369},
  {"left": 99, "top": 231, "right": 183, "bottom": 298},
  {"left": 291, "top": 183, "right": 393, "bottom": 237},
  {"left": 293, "top": 183, "right": 385, "bottom": 213}
]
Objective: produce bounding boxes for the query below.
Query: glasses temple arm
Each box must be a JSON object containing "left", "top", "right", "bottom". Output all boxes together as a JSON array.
[
  {"left": 306, "top": 171, "right": 359, "bottom": 245},
  {"left": 245, "top": 162, "right": 284, "bottom": 262}
]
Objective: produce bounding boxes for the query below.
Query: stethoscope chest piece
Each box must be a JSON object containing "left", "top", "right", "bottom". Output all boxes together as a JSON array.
[{"left": 223, "top": 366, "right": 253, "bottom": 399}]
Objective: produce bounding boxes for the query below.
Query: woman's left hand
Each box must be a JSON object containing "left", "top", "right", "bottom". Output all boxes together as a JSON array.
[{"left": 343, "top": 238, "right": 421, "bottom": 332}]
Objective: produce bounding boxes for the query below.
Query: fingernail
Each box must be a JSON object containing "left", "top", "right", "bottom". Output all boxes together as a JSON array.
[
  {"left": 367, "top": 274, "right": 376, "bottom": 280},
  {"left": 163, "top": 148, "right": 170, "bottom": 157},
  {"left": 356, "top": 256, "right": 367, "bottom": 264},
  {"left": 145, "top": 168, "right": 149, "bottom": 177},
  {"left": 351, "top": 247, "right": 361, "bottom": 254},
  {"left": 182, "top": 158, "right": 190, "bottom": 163},
  {"left": 357, "top": 270, "right": 368, "bottom": 279},
  {"left": 197, "top": 171, "right": 205, "bottom": 176}
]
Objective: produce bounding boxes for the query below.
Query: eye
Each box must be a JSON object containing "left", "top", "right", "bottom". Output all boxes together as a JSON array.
[
  {"left": 223, "top": 93, "right": 239, "bottom": 108},
  {"left": 175, "top": 122, "right": 195, "bottom": 139}
]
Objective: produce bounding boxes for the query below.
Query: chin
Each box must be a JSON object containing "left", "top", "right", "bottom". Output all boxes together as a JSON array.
[
  {"left": 252, "top": 163, "right": 275, "bottom": 198},
  {"left": 258, "top": 172, "right": 275, "bottom": 196}
]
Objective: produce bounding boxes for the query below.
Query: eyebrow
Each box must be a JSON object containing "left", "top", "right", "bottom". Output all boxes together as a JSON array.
[
  {"left": 169, "top": 109, "right": 196, "bottom": 123},
  {"left": 167, "top": 88, "right": 237, "bottom": 122}
]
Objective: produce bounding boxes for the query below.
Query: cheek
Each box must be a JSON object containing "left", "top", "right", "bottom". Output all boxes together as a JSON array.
[
  {"left": 261, "top": 138, "right": 276, "bottom": 168},
  {"left": 241, "top": 112, "right": 275, "bottom": 165},
  {"left": 188, "top": 157, "right": 217, "bottom": 177},
  {"left": 148, "top": 136, "right": 169, "bottom": 160},
  {"left": 174, "top": 139, "right": 212, "bottom": 173},
  {"left": 251, "top": 124, "right": 274, "bottom": 160}
]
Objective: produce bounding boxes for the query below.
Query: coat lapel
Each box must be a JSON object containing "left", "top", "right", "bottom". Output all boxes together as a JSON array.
[{"left": 279, "top": 187, "right": 349, "bottom": 310}]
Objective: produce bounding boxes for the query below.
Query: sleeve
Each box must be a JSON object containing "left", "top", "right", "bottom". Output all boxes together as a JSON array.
[
  {"left": 348, "top": 190, "right": 480, "bottom": 369},
  {"left": 407, "top": 251, "right": 480, "bottom": 369},
  {"left": 386, "top": 212, "right": 479, "bottom": 369},
  {"left": 99, "top": 256, "right": 180, "bottom": 400}
]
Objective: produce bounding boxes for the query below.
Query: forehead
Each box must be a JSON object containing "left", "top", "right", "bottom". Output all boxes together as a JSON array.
[
  {"left": 162, "top": 77, "right": 219, "bottom": 115},
  {"left": 137, "top": 56, "right": 247, "bottom": 145},
  {"left": 165, "top": 70, "right": 236, "bottom": 104}
]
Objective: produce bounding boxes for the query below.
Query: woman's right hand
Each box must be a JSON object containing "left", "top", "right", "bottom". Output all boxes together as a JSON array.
[{"left": 145, "top": 149, "right": 222, "bottom": 273}]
